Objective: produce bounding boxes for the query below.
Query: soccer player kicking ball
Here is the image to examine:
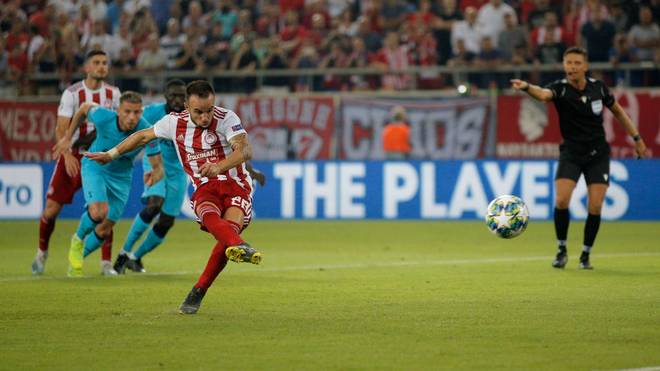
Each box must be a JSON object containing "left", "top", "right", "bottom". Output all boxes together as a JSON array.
[
  {"left": 86, "top": 81, "right": 262, "bottom": 314},
  {"left": 511, "top": 46, "right": 648, "bottom": 270},
  {"left": 114, "top": 80, "right": 188, "bottom": 274},
  {"left": 53, "top": 92, "right": 163, "bottom": 277}
]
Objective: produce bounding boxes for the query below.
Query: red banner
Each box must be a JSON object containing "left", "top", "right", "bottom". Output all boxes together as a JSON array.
[
  {"left": 496, "top": 92, "right": 660, "bottom": 158},
  {"left": 340, "top": 97, "right": 491, "bottom": 159},
  {"left": 234, "top": 96, "right": 335, "bottom": 160},
  {"left": 0, "top": 101, "right": 58, "bottom": 162}
]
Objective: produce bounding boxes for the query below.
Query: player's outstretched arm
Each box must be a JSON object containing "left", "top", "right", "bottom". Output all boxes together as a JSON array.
[
  {"left": 199, "top": 133, "right": 253, "bottom": 177},
  {"left": 85, "top": 127, "right": 158, "bottom": 164},
  {"left": 52, "top": 102, "right": 97, "bottom": 159},
  {"left": 510, "top": 79, "right": 554, "bottom": 102},
  {"left": 608, "top": 101, "right": 648, "bottom": 159}
]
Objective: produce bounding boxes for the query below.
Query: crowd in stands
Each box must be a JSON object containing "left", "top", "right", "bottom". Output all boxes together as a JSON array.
[{"left": 1, "top": 0, "right": 658, "bottom": 94}]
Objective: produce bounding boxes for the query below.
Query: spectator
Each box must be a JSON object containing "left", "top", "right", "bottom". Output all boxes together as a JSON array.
[
  {"left": 372, "top": 32, "right": 412, "bottom": 90},
  {"left": 302, "top": 0, "right": 331, "bottom": 30},
  {"left": 609, "top": 1, "right": 629, "bottom": 33},
  {"left": 136, "top": 33, "right": 167, "bottom": 93},
  {"left": 292, "top": 39, "right": 321, "bottom": 91},
  {"left": 447, "top": 38, "right": 475, "bottom": 66},
  {"left": 0, "top": 39, "right": 11, "bottom": 93},
  {"left": 106, "top": 0, "right": 126, "bottom": 32},
  {"left": 89, "top": 0, "right": 109, "bottom": 22},
  {"left": 355, "top": 15, "right": 382, "bottom": 53},
  {"left": 27, "top": 25, "right": 47, "bottom": 70},
  {"left": 319, "top": 40, "right": 348, "bottom": 90},
  {"left": 534, "top": 30, "right": 565, "bottom": 64},
  {"left": 28, "top": 2, "right": 57, "bottom": 37},
  {"left": 526, "top": 0, "right": 560, "bottom": 30},
  {"left": 149, "top": 0, "right": 173, "bottom": 32},
  {"left": 230, "top": 40, "right": 259, "bottom": 93},
  {"left": 174, "top": 38, "right": 202, "bottom": 70},
  {"left": 576, "top": 0, "right": 609, "bottom": 31},
  {"left": 86, "top": 21, "right": 121, "bottom": 61},
  {"left": 183, "top": 1, "right": 210, "bottom": 32},
  {"left": 580, "top": 10, "right": 616, "bottom": 62},
  {"left": 380, "top": 0, "right": 408, "bottom": 32},
  {"left": 451, "top": 6, "right": 481, "bottom": 55},
  {"left": 407, "top": 0, "right": 436, "bottom": 28},
  {"left": 382, "top": 105, "right": 411, "bottom": 160},
  {"left": 336, "top": 8, "right": 359, "bottom": 37},
  {"left": 279, "top": 10, "right": 307, "bottom": 56},
  {"left": 160, "top": 18, "right": 186, "bottom": 69},
  {"left": 475, "top": 36, "right": 501, "bottom": 87},
  {"left": 76, "top": 3, "right": 94, "bottom": 45},
  {"left": 212, "top": 0, "right": 239, "bottom": 38},
  {"left": 345, "top": 36, "right": 370, "bottom": 89},
  {"left": 628, "top": 6, "right": 660, "bottom": 62},
  {"left": 433, "top": 0, "right": 462, "bottom": 65},
  {"left": 498, "top": 12, "right": 527, "bottom": 62},
  {"left": 476, "top": 0, "right": 516, "bottom": 45},
  {"left": 530, "top": 12, "right": 564, "bottom": 50},
  {"left": 261, "top": 36, "right": 290, "bottom": 88}
]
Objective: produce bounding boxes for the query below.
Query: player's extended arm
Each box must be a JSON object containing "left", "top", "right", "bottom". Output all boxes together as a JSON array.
[
  {"left": 52, "top": 102, "right": 96, "bottom": 158},
  {"left": 510, "top": 79, "right": 554, "bottom": 102},
  {"left": 145, "top": 153, "right": 164, "bottom": 186},
  {"left": 608, "top": 102, "right": 648, "bottom": 159},
  {"left": 199, "top": 133, "right": 253, "bottom": 177},
  {"left": 85, "top": 127, "right": 159, "bottom": 164}
]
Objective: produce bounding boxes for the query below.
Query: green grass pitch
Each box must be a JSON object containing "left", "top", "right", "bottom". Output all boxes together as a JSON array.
[{"left": 1, "top": 220, "right": 659, "bottom": 370}]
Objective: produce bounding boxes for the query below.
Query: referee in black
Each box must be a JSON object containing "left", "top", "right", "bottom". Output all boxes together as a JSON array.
[{"left": 511, "top": 47, "right": 648, "bottom": 270}]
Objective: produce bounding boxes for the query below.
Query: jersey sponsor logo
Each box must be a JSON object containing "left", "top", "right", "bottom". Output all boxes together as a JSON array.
[
  {"left": 186, "top": 148, "right": 218, "bottom": 162},
  {"left": 591, "top": 99, "right": 603, "bottom": 115},
  {"left": 204, "top": 132, "right": 218, "bottom": 145}
]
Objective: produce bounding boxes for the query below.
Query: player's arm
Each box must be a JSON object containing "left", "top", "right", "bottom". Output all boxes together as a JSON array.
[
  {"left": 85, "top": 127, "right": 159, "bottom": 164},
  {"left": 52, "top": 102, "right": 97, "bottom": 158},
  {"left": 246, "top": 161, "right": 266, "bottom": 186},
  {"left": 199, "top": 133, "right": 253, "bottom": 177},
  {"left": 608, "top": 101, "right": 648, "bottom": 159},
  {"left": 145, "top": 153, "right": 164, "bottom": 186},
  {"left": 510, "top": 79, "right": 554, "bottom": 102}
]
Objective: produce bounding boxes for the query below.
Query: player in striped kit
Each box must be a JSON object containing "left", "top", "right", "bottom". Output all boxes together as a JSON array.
[
  {"left": 86, "top": 80, "right": 262, "bottom": 314},
  {"left": 32, "top": 50, "right": 121, "bottom": 276}
]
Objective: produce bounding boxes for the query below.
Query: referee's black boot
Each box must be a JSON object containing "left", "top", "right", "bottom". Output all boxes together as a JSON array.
[
  {"left": 552, "top": 251, "right": 568, "bottom": 269},
  {"left": 579, "top": 252, "right": 594, "bottom": 270}
]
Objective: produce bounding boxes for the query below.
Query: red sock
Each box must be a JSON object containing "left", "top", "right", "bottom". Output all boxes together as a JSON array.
[
  {"left": 101, "top": 230, "right": 113, "bottom": 261},
  {"left": 195, "top": 241, "right": 229, "bottom": 290},
  {"left": 38, "top": 216, "right": 56, "bottom": 252},
  {"left": 201, "top": 211, "right": 243, "bottom": 246}
]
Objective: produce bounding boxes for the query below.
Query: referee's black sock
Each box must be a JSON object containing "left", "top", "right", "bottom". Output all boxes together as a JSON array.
[
  {"left": 554, "top": 208, "right": 570, "bottom": 254},
  {"left": 583, "top": 213, "right": 601, "bottom": 254}
]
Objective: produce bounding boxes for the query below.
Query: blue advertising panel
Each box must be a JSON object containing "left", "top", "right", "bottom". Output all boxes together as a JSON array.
[{"left": 1, "top": 160, "right": 658, "bottom": 220}]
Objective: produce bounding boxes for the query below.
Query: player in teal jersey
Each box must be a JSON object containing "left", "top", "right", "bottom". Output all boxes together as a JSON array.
[
  {"left": 114, "top": 80, "right": 187, "bottom": 274},
  {"left": 53, "top": 91, "right": 163, "bottom": 277}
]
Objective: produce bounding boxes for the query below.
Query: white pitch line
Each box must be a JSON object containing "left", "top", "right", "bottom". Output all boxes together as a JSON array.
[
  {"left": 612, "top": 367, "right": 660, "bottom": 371},
  {"left": 2, "top": 252, "right": 660, "bottom": 283}
]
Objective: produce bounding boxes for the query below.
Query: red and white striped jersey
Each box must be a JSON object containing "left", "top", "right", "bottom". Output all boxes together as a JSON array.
[
  {"left": 57, "top": 80, "right": 120, "bottom": 144},
  {"left": 153, "top": 106, "right": 253, "bottom": 191}
]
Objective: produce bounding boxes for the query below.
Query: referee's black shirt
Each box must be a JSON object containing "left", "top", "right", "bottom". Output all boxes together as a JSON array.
[{"left": 545, "top": 78, "right": 615, "bottom": 151}]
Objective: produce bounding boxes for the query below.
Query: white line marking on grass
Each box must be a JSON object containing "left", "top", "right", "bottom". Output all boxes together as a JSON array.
[
  {"left": 611, "top": 366, "right": 660, "bottom": 371},
  {"left": 0, "top": 252, "right": 660, "bottom": 284},
  {"left": 2, "top": 252, "right": 660, "bottom": 283}
]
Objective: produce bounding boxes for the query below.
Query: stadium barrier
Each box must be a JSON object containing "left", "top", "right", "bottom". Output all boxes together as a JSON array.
[
  {"left": 1, "top": 160, "right": 658, "bottom": 221},
  {"left": 2, "top": 91, "right": 659, "bottom": 162}
]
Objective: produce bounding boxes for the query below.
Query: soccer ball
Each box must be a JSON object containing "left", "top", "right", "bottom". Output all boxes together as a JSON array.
[{"left": 485, "top": 195, "right": 529, "bottom": 239}]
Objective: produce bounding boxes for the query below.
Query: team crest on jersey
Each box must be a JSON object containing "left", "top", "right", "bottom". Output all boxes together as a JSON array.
[
  {"left": 591, "top": 99, "right": 603, "bottom": 115},
  {"left": 204, "top": 132, "right": 218, "bottom": 145}
]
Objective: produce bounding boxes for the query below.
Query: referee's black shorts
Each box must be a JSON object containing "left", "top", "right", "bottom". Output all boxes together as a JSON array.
[{"left": 555, "top": 141, "right": 610, "bottom": 185}]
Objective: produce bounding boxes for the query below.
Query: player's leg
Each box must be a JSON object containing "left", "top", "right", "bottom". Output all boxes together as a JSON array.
[
  {"left": 129, "top": 213, "right": 175, "bottom": 273},
  {"left": 552, "top": 153, "right": 582, "bottom": 269},
  {"left": 115, "top": 196, "right": 163, "bottom": 273},
  {"left": 68, "top": 201, "right": 108, "bottom": 277},
  {"left": 32, "top": 155, "right": 81, "bottom": 274},
  {"left": 579, "top": 157, "right": 610, "bottom": 270},
  {"left": 180, "top": 185, "right": 258, "bottom": 314},
  {"left": 127, "top": 173, "right": 186, "bottom": 272}
]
